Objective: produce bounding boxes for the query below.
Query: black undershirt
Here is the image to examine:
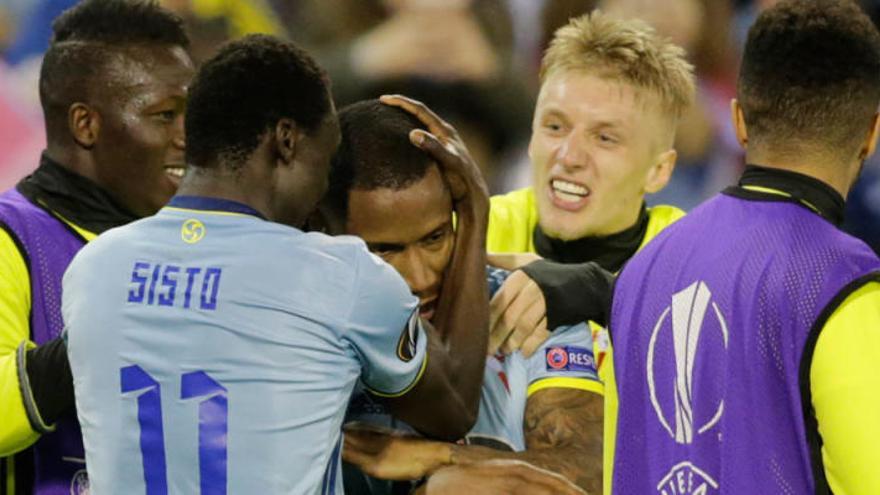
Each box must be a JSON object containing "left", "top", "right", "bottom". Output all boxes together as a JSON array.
[
  {"left": 724, "top": 164, "right": 845, "bottom": 226},
  {"left": 16, "top": 153, "right": 139, "bottom": 236},
  {"left": 533, "top": 203, "right": 649, "bottom": 272},
  {"left": 523, "top": 204, "right": 649, "bottom": 329}
]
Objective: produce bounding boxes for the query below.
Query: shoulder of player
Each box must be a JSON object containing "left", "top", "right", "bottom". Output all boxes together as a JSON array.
[
  {"left": 489, "top": 187, "right": 535, "bottom": 222},
  {"left": 641, "top": 204, "right": 686, "bottom": 246},
  {"left": 490, "top": 187, "right": 534, "bottom": 209},
  {"left": 69, "top": 219, "right": 148, "bottom": 260},
  {"left": 645, "top": 204, "right": 686, "bottom": 227},
  {"left": 536, "top": 323, "right": 593, "bottom": 356}
]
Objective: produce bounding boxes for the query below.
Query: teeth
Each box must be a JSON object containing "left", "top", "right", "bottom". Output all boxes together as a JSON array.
[
  {"left": 165, "top": 167, "right": 186, "bottom": 179},
  {"left": 551, "top": 179, "right": 588, "bottom": 197}
]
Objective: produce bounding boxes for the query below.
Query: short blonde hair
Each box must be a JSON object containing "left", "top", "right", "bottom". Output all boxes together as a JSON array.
[{"left": 540, "top": 11, "right": 695, "bottom": 119}]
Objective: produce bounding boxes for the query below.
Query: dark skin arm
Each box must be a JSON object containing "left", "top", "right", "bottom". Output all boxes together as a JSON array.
[
  {"left": 344, "top": 387, "right": 603, "bottom": 492},
  {"left": 378, "top": 95, "right": 490, "bottom": 440},
  {"left": 415, "top": 460, "right": 588, "bottom": 495}
]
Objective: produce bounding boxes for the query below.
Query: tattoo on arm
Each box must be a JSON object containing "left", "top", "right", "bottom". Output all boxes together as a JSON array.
[
  {"left": 523, "top": 387, "right": 603, "bottom": 493},
  {"left": 449, "top": 387, "right": 603, "bottom": 493}
]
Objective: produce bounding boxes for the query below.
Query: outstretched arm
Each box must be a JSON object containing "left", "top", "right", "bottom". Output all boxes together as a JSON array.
[
  {"left": 416, "top": 460, "right": 588, "bottom": 495},
  {"left": 344, "top": 387, "right": 603, "bottom": 492}
]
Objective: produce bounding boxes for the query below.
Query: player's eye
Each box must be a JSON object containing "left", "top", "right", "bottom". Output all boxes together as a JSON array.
[
  {"left": 423, "top": 228, "right": 450, "bottom": 248},
  {"left": 154, "top": 110, "right": 177, "bottom": 122},
  {"left": 597, "top": 132, "right": 619, "bottom": 145},
  {"left": 543, "top": 121, "right": 564, "bottom": 133},
  {"left": 368, "top": 244, "right": 403, "bottom": 258}
]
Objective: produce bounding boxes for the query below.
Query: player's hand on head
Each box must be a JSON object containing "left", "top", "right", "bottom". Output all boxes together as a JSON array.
[
  {"left": 342, "top": 423, "right": 451, "bottom": 480},
  {"left": 488, "top": 269, "right": 550, "bottom": 357},
  {"left": 379, "top": 94, "right": 489, "bottom": 207},
  {"left": 423, "top": 460, "right": 589, "bottom": 495}
]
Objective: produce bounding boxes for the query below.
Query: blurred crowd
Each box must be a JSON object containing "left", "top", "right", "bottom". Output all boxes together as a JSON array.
[{"left": 1, "top": 0, "right": 879, "bottom": 252}]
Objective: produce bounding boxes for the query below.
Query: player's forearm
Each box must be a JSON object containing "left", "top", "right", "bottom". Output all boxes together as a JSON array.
[
  {"left": 431, "top": 194, "right": 489, "bottom": 420},
  {"left": 448, "top": 443, "right": 596, "bottom": 491}
]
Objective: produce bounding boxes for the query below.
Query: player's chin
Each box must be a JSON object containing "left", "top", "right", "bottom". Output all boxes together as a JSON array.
[
  {"left": 538, "top": 214, "right": 595, "bottom": 241},
  {"left": 143, "top": 185, "right": 178, "bottom": 215}
]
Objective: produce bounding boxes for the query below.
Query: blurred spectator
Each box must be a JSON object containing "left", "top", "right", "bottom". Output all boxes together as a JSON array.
[
  {"left": 0, "top": 60, "right": 44, "bottom": 192},
  {"left": 292, "top": 0, "right": 533, "bottom": 192},
  {"left": 0, "top": 0, "right": 878, "bottom": 242},
  {"left": 2, "top": 0, "right": 77, "bottom": 65},
  {"left": 597, "top": 0, "right": 742, "bottom": 210},
  {"left": 845, "top": 157, "right": 880, "bottom": 254},
  {"left": 159, "top": 0, "right": 285, "bottom": 63}
]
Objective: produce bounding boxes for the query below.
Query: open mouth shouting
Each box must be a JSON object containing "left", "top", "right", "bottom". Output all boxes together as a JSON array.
[{"left": 548, "top": 178, "right": 591, "bottom": 211}]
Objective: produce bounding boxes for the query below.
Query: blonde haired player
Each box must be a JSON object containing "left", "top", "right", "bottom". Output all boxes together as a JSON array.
[
  {"left": 487, "top": 10, "right": 695, "bottom": 352},
  {"left": 343, "top": 12, "right": 696, "bottom": 493}
]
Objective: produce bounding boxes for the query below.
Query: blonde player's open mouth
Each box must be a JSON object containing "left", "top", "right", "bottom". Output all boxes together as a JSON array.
[{"left": 548, "top": 178, "right": 590, "bottom": 211}]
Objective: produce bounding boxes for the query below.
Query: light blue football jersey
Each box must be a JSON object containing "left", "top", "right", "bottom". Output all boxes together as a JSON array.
[
  {"left": 63, "top": 196, "right": 426, "bottom": 495},
  {"left": 343, "top": 267, "right": 600, "bottom": 493}
]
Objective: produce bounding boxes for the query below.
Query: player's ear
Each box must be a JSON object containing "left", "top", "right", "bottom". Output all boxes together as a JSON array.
[
  {"left": 69, "top": 102, "right": 100, "bottom": 149},
  {"left": 644, "top": 148, "right": 676, "bottom": 194},
  {"left": 274, "top": 118, "right": 299, "bottom": 166},
  {"left": 730, "top": 99, "right": 748, "bottom": 149},
  {"left": 860, "top": 112, "right": 880, "bottom": 160}
]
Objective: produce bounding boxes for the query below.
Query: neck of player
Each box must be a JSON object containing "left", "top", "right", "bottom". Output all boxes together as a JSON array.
[
  {"left": 744, "top": 146, "right": 864, "bottom": 200},
  {"left": 175, "top": 165, "right": 276, "bottom": 222},
  {"left": 534, "top": 204, "right": 648, "bottom": 272}
]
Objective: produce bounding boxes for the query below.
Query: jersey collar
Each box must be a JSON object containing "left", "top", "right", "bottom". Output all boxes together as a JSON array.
[
  {"left": 532, "top": 203, "right": 649, "bottom": 272},
  {"left": 724, "top": 165, "right": 845, "bottom": 226},
  {"left": 166, "top": 195, "right": 268, "bottom": 220},
  {"left": 17, "top": 153, "right": 138, "bottom": 235}
]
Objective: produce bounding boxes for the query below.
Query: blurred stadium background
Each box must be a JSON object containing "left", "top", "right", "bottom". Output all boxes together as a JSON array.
[{"left": 1, "top": 0, "right": 878, "bottom": 252}]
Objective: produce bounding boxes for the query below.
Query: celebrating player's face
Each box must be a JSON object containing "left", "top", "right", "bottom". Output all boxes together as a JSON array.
[
  {"left": 528, "top": 71, "right": 675, "bottom": 240},
  {"left": 90, "top": 45, "right": 194, "bottom": 216},
  {"left": 346, "top": 165, "right": 454, "bottom": 321}
]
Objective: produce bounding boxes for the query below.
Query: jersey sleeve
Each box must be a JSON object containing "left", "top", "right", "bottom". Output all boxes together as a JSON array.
[
  {"left": 0, "top": 226, "right": 40, "bottom": 455},
  {"left": 524, "top": 322, "right": 602, "bottom": 398},
  {"left": 811, "top": 281, "right": 880, "bottom": 495},
  {"left": 345, "top": 248, "right": 427, "bottom": 398}
]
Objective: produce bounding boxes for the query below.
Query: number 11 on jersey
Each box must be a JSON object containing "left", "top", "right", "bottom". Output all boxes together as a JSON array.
[{"left": 121, "top": 365, "right": 228, "bottom": 495}]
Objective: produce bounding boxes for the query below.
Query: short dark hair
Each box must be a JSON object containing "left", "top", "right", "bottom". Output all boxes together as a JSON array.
[
  {"left": 738, "top": 0, "right": 880, "bottom": 154},
  {"left": 39, "top": 0, "right": 189, "bottom": 127},
  {"left": 185, "top": 34, "right": 332, "bottom": 168},
  {"left": 323, "top": 99, "right": 435, "bottom": 220}
]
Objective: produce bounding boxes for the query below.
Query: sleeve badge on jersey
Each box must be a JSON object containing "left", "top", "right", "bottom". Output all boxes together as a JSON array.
[
  {"left": 397, "top": 310, "right": 421, "bottom": 362},
  {"left": 545, "top": 346, "right": 595, "bottom": 372}
]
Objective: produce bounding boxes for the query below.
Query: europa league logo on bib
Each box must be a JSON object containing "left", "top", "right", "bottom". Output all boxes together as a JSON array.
[{"left": 648, "top": 281, "right": 729, "bottom": 494}]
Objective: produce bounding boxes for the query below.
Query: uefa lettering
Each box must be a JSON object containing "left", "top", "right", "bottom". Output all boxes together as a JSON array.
[
  {"left": 544, "top": 345, "right": 595, "bottom": 372},
  {"left": 647, "top": 281, "right": 729, "bottom": 494}
]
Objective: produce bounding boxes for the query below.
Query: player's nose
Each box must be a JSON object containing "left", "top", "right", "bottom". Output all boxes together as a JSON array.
[
  {"left": 401, "top": 251, "right": 440, "bottom": 297},
  {"left": 556, "top": 131, "right": 589, "bottom": 171}
]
